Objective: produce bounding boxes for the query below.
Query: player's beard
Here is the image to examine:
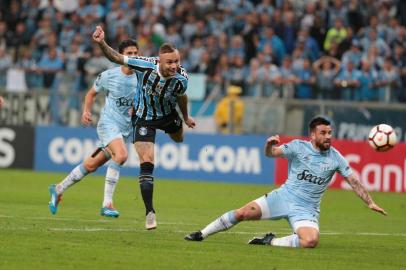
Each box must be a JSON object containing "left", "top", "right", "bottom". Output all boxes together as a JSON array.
[
  {"left": 316, "top": 138, "right": 331, "bottom": 151},
  {"left": 315, "top": 139, "right": 331, "bottom": 151}
]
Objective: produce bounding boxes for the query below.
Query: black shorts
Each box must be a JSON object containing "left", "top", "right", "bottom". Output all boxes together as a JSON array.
[{"left": 132, "top": 111, "right": 183, "bottom": 143}]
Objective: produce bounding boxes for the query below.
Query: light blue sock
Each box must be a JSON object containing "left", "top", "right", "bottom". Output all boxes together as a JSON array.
[
  {"left": 201, "top": 210, "right": 240, "bottom": 238},
  {"left": 57, "top": 163, "right": 89, "bottom": 193},
  {"left": 103, "top": 161, "right": 121, "bottom": 207}
]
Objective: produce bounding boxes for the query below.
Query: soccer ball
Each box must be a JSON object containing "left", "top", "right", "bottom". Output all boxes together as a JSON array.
[{"left": 368, "top": 124, "right": 397, "bottom": 152}]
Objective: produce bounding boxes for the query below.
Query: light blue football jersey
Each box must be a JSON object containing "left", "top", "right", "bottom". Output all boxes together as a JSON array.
[
  {"left": 279, "top": 139, "right": 353, "bottom": 208},
  {"left": 123, "top": 56, "right": 188, "bottom": 121},
  {"left": 94, "top": 66, "right": 138, "bottom": 136}
]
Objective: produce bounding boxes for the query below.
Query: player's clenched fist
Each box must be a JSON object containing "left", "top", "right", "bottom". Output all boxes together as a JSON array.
[
  {"left": 81, "top": 111, "right": 92, "bottom": 126},
  {"left": 266, "top": 135, "right": 280, "bottom": 146},
  {"left": 92, "top": 26, "right": 105, "bottom": 43}
]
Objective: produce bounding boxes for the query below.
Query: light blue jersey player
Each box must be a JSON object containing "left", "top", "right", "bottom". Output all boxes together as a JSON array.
[
  {"left": 185, "top": 117, "right": 387, "bottom": 248},
  {"left": 48, "top": 39, "right": 140, "bottom": 218},
  {"left": 95, "top": 65, "right": 137, "bottom": 147}
]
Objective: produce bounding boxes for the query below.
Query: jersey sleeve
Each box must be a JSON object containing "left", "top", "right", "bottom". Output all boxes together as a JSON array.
[
  {"left": 124, "top": 55, "right": 156, "bottom": 70},
  {"left": 176, "top": 67, "right": 188, "bottom": 96},
  {"left": 94, "top": 70, "right": 109, "bottom": 93},
  {"left": 335, "top": 151, "right": 353, "bottom": 177},
  {"left": 280, "top": 139, "right": 300, "bottom": 160}
]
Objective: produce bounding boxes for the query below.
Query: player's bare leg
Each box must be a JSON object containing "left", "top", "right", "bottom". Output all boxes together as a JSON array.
[
  {"left": 295, "top": 227, "right": 319, "bottom": 248},
  {"left": 49, "top": 149, "right": 109, "bottom": 215},
  {"left": 168, "top": 127, "right": 184, "bottom": 143},
  {"left": 135, "top": 141, "right": 157, "bottom": 229},
  {"left": 100, "top": 138, "right": 128, "bottom": 218}
]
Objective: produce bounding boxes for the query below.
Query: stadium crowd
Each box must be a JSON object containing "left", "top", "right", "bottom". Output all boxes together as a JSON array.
[{"left": 0, "top": 0, "right": 405, "bottom": 104}]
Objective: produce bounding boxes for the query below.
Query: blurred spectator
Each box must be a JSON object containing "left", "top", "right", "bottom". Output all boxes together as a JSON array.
[
  {"left": 7, "top": 21, "right": 31, "bottom": 62},
  {"left": 84, "top": 46, "right": 114, "bottom": 85},
  {"left": 300, "top": 1, "right": 316, "bottom": 30},
  {"left": 228, "top": 35, "right": 245, "bottom": 60},
  {"left": 0, "top": 95, "right": 3, "bottom": 107},
  {"left": 334, "top": 61, "right": 362, "bottom": 101},
  {"left": 361, "top": 45, "right": 384, "bottom": 71},
  {"left": 227, "top": 55, "right": 249, "bottom": 94},
  {"left": 214, "top": 85, "right": 244, "bottom": 134},
  {"left": 296, "top": 29, "right": 320, "bottom": 61},
  {"left": 392, "top": 42, "right": 406, "bottom": 102},
  {"left": 0, "top": 47, "right": 12, "bottom": 88},
  {"left": 347, "top": 0, "right": 363, "bottom": 33},
  {"left": 377, "top": 57, "right": 400, "bottom": 103},
  {"left": 59, "top": 22, "right": 76, "bottom": 53},
  {"left": 324, "top": 18, "right": 347, "bottom": 52},
  {"left": 245, "top": 57, "right": 263, "bottom": 97},
  {"left": 258, "top": 27, "right": 285, "bottom": 65},
  {"left": 361, "top": 29, "right": 390, "bottom": 57},
  {"left": 0, "top": 21, "right": 11, "bottom": 51},
  {"left": 279, "top": 56, "right": 298, "bottom": 99},
  {"left": 313, "top": 55, "right": 341, "bottom": 100},
  {"left": 4, "top": 1, "right": 23, "bottom": 32},
  {"left": 165, "top": 25, "right": 183, "bottom": 49},
  {"left": 280, "top": 10, "right": 298, "bottom": 55},
  {"left": 327, "top": 0, "right": 348, "bottom": 28},
  {"left": 359, "top": 60, "right": 380, "bottom": 101},
  {"left": 17, "top": 49, "right": 40, "bottom": 89},
  {"left": 294, "top": 58, "right": 316, "bottom": 99},
  {"left": 341, "top": 40, "right": 363, "bottom": 68},
  {"left": 188, "top": 37, "right": 206, "bottom": 71},
  {"left": 37, "top": 47, "right": 64, "bottom": 89}
]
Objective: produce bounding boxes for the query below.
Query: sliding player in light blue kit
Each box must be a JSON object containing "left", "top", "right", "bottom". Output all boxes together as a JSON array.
[
  {"left": 48, "top": 39, "right": 139, "bottom": 218},
  {"left": 185, "top": 117, "right": 387, "bottom": 248}
]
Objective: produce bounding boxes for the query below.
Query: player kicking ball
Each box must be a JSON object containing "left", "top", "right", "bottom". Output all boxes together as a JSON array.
[
  {"left": 185, "top": 117, "right": 387, "bottom": 248},
  {"left": 93, "top": 26, "right": 195, "bottom": 230}
]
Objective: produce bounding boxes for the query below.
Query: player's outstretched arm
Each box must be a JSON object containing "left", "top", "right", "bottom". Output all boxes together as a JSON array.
[
  {"left": 345, "top": 173, "right": 388, "bottom": 216},
  {"left": 177, "top": 95, "right": 195, "bottom": 128},
  {"left": 0, "top": 96, "right": 3, "bottom": 108},
  {"left": 92, "top": 25, "right": 124, "bottom": 65},
  {"left": 81, "top": 86, "right": 98, "bottom": 126},
  {"left": 264, "top": 135, "right": 284, "bottom": 157}
]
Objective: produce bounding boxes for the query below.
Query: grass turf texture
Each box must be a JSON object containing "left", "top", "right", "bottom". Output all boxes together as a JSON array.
[{"left": 0, "top": 169, "right": 405, "bottom": 270}]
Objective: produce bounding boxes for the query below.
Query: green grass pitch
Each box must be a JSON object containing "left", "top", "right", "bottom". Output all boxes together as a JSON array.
[{"left": 0, "top": 169, "right": 405, "bottom": 270}]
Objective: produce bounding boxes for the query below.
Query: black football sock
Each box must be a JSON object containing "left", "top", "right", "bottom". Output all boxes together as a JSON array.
[{"left": 139, "top": 162, "right": 155, "bottom": 215}]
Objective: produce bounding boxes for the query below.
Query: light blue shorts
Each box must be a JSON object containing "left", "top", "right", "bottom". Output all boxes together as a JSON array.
[
  {"left": 97, "top": 119, "right": 133, "bottom": 148},
  {"left": 254, "top": 189, "right": 320, "bottom": 232}
]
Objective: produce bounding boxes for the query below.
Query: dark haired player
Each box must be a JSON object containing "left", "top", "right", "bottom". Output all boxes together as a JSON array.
[{"left": 185, "top": 117, "right": 386, "bottom": 248}]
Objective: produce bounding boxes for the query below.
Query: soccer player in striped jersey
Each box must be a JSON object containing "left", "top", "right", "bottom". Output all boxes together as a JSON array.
[
  {"left": 93, "top": 26, "right": 196, "bottom": 229},
  {"left": 185, "top": 117, "right": 387, "bottom": 248},
  {"left": 48, "top": 39, "right": 140, "bottom": 218}
]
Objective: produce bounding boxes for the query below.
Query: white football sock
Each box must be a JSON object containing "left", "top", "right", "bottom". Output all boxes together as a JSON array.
[
  {"left": 271, "top": 234, "right": 300, "bottom": 248},
  {"left": 201, "top": 210, "right": 239, "bottom": 238},
  {"left": 103, "top": 161, "right": 121, "bottom": 207},
  {"left": 57, "top": 164, "right": 89, "bottom": 194}
]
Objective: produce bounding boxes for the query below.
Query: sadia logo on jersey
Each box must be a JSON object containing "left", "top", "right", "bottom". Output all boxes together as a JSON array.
[
  {"left": 297, "top": 170, "right": 328, "bottom": 185},
  {"left": 115, "top": 97, "right": 133, "bottom": 107}
]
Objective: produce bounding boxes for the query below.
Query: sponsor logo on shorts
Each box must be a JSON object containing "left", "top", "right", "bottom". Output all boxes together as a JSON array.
[{"left": 139, "top": 127, "right": 148, "bottom": 136}]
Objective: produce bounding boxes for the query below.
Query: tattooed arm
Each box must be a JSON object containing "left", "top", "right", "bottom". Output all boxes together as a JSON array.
[
  {"left": 92, "top": 25, "right": 124, "bottom": 65},
  {"left": 345, "top": 173, "right": 387, "bottom": 215}
]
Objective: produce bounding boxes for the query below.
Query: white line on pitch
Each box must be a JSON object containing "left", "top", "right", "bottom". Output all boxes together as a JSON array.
[{"left": 1, "top": 225, "right": 406, "bottom": 237}]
